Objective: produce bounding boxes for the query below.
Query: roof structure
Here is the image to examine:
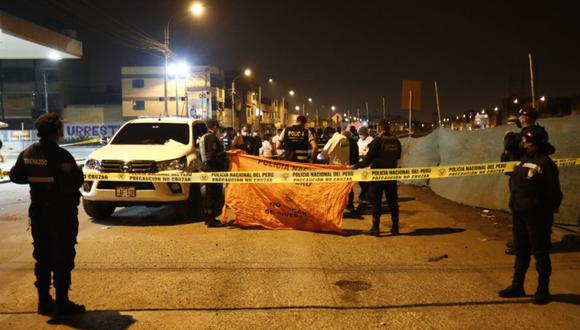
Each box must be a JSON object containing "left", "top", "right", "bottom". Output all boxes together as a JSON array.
[{"left": 0, "top": 9, "right": 82, "bottom": 59}]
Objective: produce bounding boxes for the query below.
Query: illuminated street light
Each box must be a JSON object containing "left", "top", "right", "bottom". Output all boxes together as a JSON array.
[
  {"left": 481, "top": 109, "right": 485, "bottom": 114},
  {"left": 456, "top": 116, "right": 459, "bottom": 120},
  {"left": 308, "top": 98, "right": 312, "bottom": 102},
  {"left": 289, "top": 90, "right": 295, "bottom": 96},
  {"left": 331, "top": 106, "right": 336, "bottom": 111},
  {"left": 244, "top": 68, "right": 252, "bottom": 77},
  {"left": 295, "top": 106, "right": 300, "bottom": 111},
  {"left": 163, "top": 2, "right": 205, "bottom": 116},
  {"left": 190, "top": 2, "right": 205, "bottom": 17},
  {"left": 494, "top": 107, "right": 499, "bottom": 112},
  {"left": 540, "top": 96, "right": 546, "bottom": 102},
  {"left": 268, "top": 78, "right": 274, "bottom": 83},
  {"left": 513, "top": 98, "right": 519, "bottom": 104}
]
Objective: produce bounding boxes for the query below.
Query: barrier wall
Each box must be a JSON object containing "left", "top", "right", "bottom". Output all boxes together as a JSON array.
[{"left": 400, "top": 116, "right": 580, "bottom": 226}]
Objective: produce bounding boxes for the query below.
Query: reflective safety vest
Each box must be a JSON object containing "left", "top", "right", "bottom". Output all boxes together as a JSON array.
[{"left": 282, "top": 125, "right": 309, "bottom": 162}]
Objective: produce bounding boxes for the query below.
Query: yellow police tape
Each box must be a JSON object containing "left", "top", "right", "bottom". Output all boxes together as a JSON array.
[{"left": 3, "top": 158, "right": 577, "bottom": 183}]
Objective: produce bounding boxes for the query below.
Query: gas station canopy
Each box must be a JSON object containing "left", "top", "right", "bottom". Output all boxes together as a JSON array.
[{"left": 0, "top": 9, "right": 82, "bottom": 59}]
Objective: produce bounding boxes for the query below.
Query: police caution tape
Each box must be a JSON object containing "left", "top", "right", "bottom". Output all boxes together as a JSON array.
[{"left": 1, "top": 158, "right": 579, "bottom": 183}]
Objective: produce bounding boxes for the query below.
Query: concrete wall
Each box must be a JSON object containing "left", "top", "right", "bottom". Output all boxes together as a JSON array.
[{"left": 400, "top": 116, "right": 580, "bottom": 226}]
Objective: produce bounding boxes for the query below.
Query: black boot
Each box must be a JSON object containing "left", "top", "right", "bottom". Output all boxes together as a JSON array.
[
  {"left": 499, "top": 255, "right": 529, "bottom": 298},
  {"left": 37, "top": 287, "right": 54, "bottom": 316},
  {"left": 391, "top": 217, "right": 399, "bottom": 235},
  {"left": 54, "top": 287, "right": 85, "bottom": 318},
  {"left": 533, "top": 254, "right": 551, "bottom": 305},
  {"left": 366, "top": 218, "right": 380, "bottom": 237},
  {"left": 206, "top": 218, "right": 225, "bottom": 228}
]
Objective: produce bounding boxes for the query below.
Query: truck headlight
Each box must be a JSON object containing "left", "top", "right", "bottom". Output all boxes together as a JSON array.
[
  {"left": 157, "top": 156, "right": 187, "bottom": 172},
  {"left": 84, "top": 159, "right": 102, "bottom": 171}
]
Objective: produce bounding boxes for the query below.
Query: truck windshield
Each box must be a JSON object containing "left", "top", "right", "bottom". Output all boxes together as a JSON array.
[{"left": 111, "top": 123, "right": 189, "bottom": 145}]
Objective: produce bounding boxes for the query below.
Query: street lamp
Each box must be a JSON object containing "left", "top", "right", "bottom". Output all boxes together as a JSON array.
[
  {"left": 540, "top": 96, "right": 546, "bottom": 102},
  {"left": 163, "top": 2, "right": 205, "bottom": 117},
  {"left": 167, "top": 61, "right": 189, "bottom": 116},
  {"left": 231, "top": 68, "right": 252, "bottom": 129},
  {"left": 294, "top": 106, "right": 300, "bottom": 111},
  {"left": 289, "top": 90, "right": 295, "bottom": 96}
]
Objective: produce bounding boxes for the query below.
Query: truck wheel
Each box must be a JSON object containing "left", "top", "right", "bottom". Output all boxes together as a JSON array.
[
  {"left": 83, "top": 199, "right": 115, "bottom": 220},
  {"left": 174, "top": 183, "right": 203, "bottom": 220}
]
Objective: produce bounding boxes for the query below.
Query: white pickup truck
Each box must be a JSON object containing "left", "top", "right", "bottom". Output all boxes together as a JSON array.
[{"left": 81, "top": 117, "right": 208, "bottom": 219}]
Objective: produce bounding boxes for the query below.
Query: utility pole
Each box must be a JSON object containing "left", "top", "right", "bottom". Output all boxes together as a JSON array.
[
  {"left": 408, "top": 90, "right": 413, "bottom": 135},
  {"left": 365, "top": 101, "right": 369, "bottom": 122},
  {"left": 163, "top": 26, "right": 170, "bottom": 117},
  {"left": 434, "top": 81, "right": 442, "bottom": 125},
  {"left": 42, "top": 71, "right": 48, "bottom": 113},
  {"left": 382, "top": 97, "right": 386, "bottom": 119},
  {"left": 528, "top": 53, "right": 536, "bottom": 109}
]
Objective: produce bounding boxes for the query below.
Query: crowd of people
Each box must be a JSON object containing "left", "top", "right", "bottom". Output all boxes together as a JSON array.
[{"left": 6, "top": 106, "right": 564, "bottom": 319}]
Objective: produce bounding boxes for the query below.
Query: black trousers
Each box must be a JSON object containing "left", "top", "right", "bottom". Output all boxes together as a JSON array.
[
  {"left": 204, "top": 183, "right": 224, "bottom": 220},
  {"left": 30, "top": 203, "right": 78, "bottom": 291},
  {"left": 368, "top": 181, "right": 399, "bottom": 223},
  {"left": 358, "top": 182, "right": 370, "bottom": 202},
  {"left": 511, "top": 211, "right": 552, "bottom": 288}
]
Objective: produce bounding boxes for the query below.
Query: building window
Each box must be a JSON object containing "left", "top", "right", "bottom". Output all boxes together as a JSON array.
[
  {"left": 132, "top": 80, "right": 145, "bottom": 88},
  {"left": 133, "top": 100, "right": 145, "bottom": 110}
]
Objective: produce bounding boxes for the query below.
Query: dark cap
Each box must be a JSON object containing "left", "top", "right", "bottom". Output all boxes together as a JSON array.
[
  {"left": 296, "top": 115, "right": 307, "bottom": 124},
  {"left": 522, "top": 126, "right": 548, "bottom": 145},
  {"left": 518, "top": 107, "right": 539, "bottom": 120},
  {"left": 35, "top": 112, "right": 63, "bottom": 138}
]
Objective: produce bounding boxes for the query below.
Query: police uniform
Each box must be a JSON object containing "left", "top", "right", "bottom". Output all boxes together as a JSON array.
[
  {"left": 499, "top": 127, "right": 562, "bottom": 304},
  {"left": 279, "top": 124, "right": 312, "bottom": 163},
  {"left": 199, "top": 130, "right": 226, "bottom": 227},
  {"left": 222, "top": 132, "right": 236, "bottom": 151},
  {"left": 354, "top": 132, "right": 402, "bottom": 235},
  {"left": 9, "top": 139, "right": 84, "bottom": 314}
]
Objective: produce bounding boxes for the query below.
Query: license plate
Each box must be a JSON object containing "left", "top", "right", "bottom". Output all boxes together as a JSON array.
[{"left": 115, "top": 186, "right": 136, "bottom": 197}]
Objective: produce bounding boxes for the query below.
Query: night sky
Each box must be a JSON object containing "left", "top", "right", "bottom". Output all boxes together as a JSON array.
[{"left": 2, "top": 0, "right": 579, "bottom": 121}]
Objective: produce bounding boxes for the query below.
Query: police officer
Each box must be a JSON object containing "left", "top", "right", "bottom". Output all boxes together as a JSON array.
[
  {"left": 199, "top": 119, "right": 227, "bottom": 228},
  {"left": 9, "top": 113, "right": 85, "bottom": 317},
  {"left": 352, "top": 120, "right": 402, "bottom": 236},
  {"left": 221, "top": 127, "right": 236, "bottom": 151},
  {"left": 498, "top": 126, "right": 562, "bottom": 305},
  {"left": 276, "top": 115, "right": 318, "bottom": 163},
  {"left": 502, "top": 106, "right": 554, "bottom": 255}
]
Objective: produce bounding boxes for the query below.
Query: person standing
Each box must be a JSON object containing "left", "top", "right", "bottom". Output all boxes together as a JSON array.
[
  {"left": 272, "top": 128, "right": 284, "bottom": 157},
  {"left": 276, "top": 115, "right": 317, "bottom": 163},
  {"left": 199, "top": 119, "right": 227, "bottom": 228},
  {"left": 232, "top": 124, "right": 260, "bottom": 155},
  {"left": 0, "top": 137, "right": 4, "bottom": 162},
  {"left": 259, "top": 133, "right": 276, "bottom": 158},
  {"left": 502, "top": 106, "right": 554, "bottom": 255},
  {"left": 221, "top": 127, "right": 236, "bottom": 151},
  {"left": 342, "top": 129, "right": 361, "bottom": 216},
  {"left": 498, "top": 126, "right": 561, "bottom": 305},
  {"left": 352, "top": 120, "right": 402, "bottom": 236},
  {"left": 9, "top": 113, "right": 85, "bottom": 317},
  {"left": 357, "top": 126, "right": 374, "bottom": 206},
  {"left": 318, "top": 127, "right": 349, "bottom": 165}
]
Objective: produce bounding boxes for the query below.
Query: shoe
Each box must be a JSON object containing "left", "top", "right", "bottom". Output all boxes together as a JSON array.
[
  {"left": 53, "top": 300, "right": 86, "bottom": 318},
  {"left": 206, "top": 219, "right": 225, "bottom": 228},
  {"left": 37, "top": 298, "right": 54, "bottom": 316},
  {"left": 532, "top": 289, "right": 550, "bottom": 305},
  {"left": 365, "top": 225, "right": 380, "bottom": 237},
  {"left": 347, "top": 205, "right": 356, "bottom": 213},
  {"left": 344, "top": 211, "right": 364, "bottom": 219},
  {"left": 498, "top": 285, "right": 526, "bottom": 298}
]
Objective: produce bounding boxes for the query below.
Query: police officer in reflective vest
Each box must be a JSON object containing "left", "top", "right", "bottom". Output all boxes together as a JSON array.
[
  {"left": 9, "top": 113, "right": 86, "bottom": 317},
  {"left": 276, "top": 115, "right": 318, "bottom": 163},
  {"left": 352, "top": 119, "right": 402, "bottom": 236},
  {"left": 498, "top": 126, "right": 562, "bottom": 305}
]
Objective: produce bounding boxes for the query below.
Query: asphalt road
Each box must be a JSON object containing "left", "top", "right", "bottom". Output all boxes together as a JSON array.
[{"left": 0, "top": 183, "right": 578, "bottom": 329}]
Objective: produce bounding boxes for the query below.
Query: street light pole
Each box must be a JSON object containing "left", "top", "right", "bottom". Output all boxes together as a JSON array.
[{"left": 163, "top": 25, "right": 170, "bottom": 117}]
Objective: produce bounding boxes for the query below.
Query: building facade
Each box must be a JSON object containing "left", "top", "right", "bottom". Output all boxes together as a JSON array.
[{"left": 121, "top": 66, "right": 225, "bottom": 120}]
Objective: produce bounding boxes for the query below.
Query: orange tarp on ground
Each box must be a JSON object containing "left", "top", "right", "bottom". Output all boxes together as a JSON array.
[{"left": 223, "top": 152, "right": 354, "bottom": 233}]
